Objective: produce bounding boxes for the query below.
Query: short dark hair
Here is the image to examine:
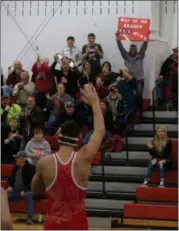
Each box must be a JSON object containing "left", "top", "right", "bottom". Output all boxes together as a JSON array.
[
  {"left": 61, "top": 120, "right": 80, "bottom": 139},
  {"left": 88, "top": 33, "right": 95, "bottom": 38},
  {"left": 67, "top": 36, "right": 75, "bottom": 41},
  {"left": 130, "top": 44, "right": 137, "bottom": 48},
  {"left": 34, "top": 128, "right": 44, "bottom": 134}
]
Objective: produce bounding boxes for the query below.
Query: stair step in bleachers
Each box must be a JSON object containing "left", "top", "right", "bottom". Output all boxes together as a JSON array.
[
  {"left": 136, "top": 186, "right": 178, "bottom": 203},
  {"left": 123, "top": 203, "right": 178, "bottom": 220}
]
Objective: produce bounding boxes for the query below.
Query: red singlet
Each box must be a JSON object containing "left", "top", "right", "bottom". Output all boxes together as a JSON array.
[{"left": 44, "top": 152, "right": 88, "bottom": 230}]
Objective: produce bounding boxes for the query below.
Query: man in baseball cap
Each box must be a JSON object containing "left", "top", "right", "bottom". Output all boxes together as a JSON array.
[{"left": 6, "top": 151, "right": 35, "bottom": 225}]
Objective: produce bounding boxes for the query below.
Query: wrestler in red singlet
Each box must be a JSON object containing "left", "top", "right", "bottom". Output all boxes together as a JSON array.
[
  {"left": 44, "top": 151, "right": 88, "bottom": 230},
  {"left": 31, "top": 84, "right": 105, "bottom": 230}
]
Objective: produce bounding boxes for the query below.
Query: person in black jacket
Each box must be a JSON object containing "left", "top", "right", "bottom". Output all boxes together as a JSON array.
[
  {"left": 6, "top": 151, "right": 35, "bottom": 225},
  {"left": 82, "top": 99, "right": 114, "bottom": 145},
  {"left": 20, "top": 96, "right": 44, "bottom": 145},
  {"left": 143, "top": 126, "right": 172, "bottom": 187}
]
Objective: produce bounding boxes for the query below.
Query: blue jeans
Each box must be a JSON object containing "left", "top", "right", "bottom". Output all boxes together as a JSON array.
[
  {"left": 46, "top": 114, "right": 57, "bottom": 128},
  {"left": 83, "top": 130, "right": 112, "bottom": 145},
  {"left": 135, "top": 81, "right": 144, "bottom": 96},
  {"left": 2, "top": 86, "right": 13, "bottom": 97},
  {"left": 8, "top": 190, "right": 34, "bottom": 218},
  {"left": 146, "top": 160, "right": 166, "bottom": 179}
]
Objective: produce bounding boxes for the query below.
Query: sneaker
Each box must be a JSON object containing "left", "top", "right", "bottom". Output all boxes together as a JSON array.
[
  {"left": 159, "top": 180, "right": 165, "bottom": 187},
  {"left": 143, "top": 179, "right": 149, "bottom": 186},
  {"left": 26, "top": 218, "right": 34, "bottom": 225}
]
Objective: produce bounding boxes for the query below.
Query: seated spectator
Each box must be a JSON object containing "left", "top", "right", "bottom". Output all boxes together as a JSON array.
[
  {"left": 143, "top": 126, "right": 172, "bottom": 187},
  {"left": 79, "top": 61, "right": 96, "bottom": 87},
  {"left": 6, "top": 151, "right": 35, "bottom": 225},
  {"left": 1, "top": 117, "right": 22, "bottom": 164},
  {"left": 52, "top": 61, "right": 79, "bottom": 99},
  {"left": 101, "top": 61, "right": 118, "bottom": 87},
  {"left": 95, "top": 77, "right": 109, "bottom": 99},
  {"left": 106, "top": 86, "right": 129, "bottom": 134},
  {"left": 56, "top": 101, "right": 89, "bottom": 131},
  {"left": 1, "top": 96, "right": 21, "bottom": 126},
  {"left": 46, "top": 83, "right": 73, "bottom": 128},
  {"left": 13, "top": 71, "right": 35, "bottom": 108},
  {"left": 25, "top": 128, "right": 51, "bottom": 166},
  {"left": 1, "top": 68, "right": 13, "bottom": 97},
  {"left": 6, "top": 61, "right": 24, "bottom": 88},
  {"left": 20, "top": 96, "right": 44, "bottom": 145},
  {"left": 83, "top": 100, "right": 114, "bottom": 145},
  {"left": 82, "top": 33, "right": 104, "bottom": 76}
]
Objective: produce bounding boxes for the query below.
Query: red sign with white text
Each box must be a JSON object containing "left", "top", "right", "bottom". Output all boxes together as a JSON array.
[{"left": 117, "top": 17, "right": 151, "bottom": 41}]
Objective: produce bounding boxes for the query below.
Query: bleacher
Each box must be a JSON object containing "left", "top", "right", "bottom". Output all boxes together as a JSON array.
[{"left": 1, "top": 103, "right": 178, "bottom": 229}]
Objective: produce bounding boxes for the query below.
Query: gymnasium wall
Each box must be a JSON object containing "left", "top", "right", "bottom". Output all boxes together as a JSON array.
[{"left": 1, "top": 1, "right": 178, "bottom": 98}]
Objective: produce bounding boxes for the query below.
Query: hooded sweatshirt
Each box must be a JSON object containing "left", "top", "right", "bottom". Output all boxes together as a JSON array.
[{"left": 25, "top": 138, "right": 51, "bottom": 166}]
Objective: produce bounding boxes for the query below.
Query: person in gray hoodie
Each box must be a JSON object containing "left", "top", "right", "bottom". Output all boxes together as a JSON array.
[{"left": 25, "top": 128, "right": 51, "bottom": 166}]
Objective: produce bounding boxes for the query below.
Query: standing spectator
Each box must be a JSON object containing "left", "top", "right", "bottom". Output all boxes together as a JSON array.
[
  {"left": 143, "top": 126, "right": 172, "bottom": 187},
  {"left": 6, "top": 61, "right": 24, "bottom": 88},
  {"left": 79, "top": 61, "right": 95, "bottom": 87},
  {"left": 6, "top": 151, "right": 35, "bottom": 225},
  {"left": 13, "top": 71, "right": 35, "bottom": 108},
  {"left": 115, "top": 31, "right": 149, "bottom": 96},
  {"left": 2, "top": 117, "right": 22, "bottom": 164},
  {"left": 59, "top": 36, "right": 82, "bottom": 67},
  {"left": 101, "top": 61, "right": 118, "bottom": 87},
  {"left": 20, "top": 96, "right": 44, "bottom": 144},
  {"left": 25, "top": 128, "right": 51, "bottom": 166},
  {"left": 82, "top": 33, "right": 104, "bottom": 76},
  {"left": 52, "top": 62, "right": 79, "bottom": 99},
  {"left": 46, "top": 83, "right": 72, "bottom": 128},
  {"left": 83, "top": 100, "right": 114, "bottom": 144}
]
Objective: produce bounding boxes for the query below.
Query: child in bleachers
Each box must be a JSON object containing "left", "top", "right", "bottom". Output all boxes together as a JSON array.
[
  {"left": 25, "top": 128, "right": 51, "bottom": 166},
  {"left": 2, "top": 117, "right": 22, "bottom": 164},
  {"left": 143, "top": 125, "right": 172, "bottom": 187}
]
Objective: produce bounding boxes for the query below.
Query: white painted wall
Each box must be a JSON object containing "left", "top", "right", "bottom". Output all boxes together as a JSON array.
[{"left": 1, "top": 1, "right": 177, "bottom": 99}]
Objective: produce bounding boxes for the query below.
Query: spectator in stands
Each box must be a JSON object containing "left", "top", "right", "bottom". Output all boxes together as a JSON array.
[
  {"left": 20, "top": 96, "right": 44, "bottom": 144},
  {"left": 25, "top": 128, "right": 51, "bottom": 166},
  {"left": 83, "top": 100, "right": 114, "bottom": 144},
  {"left": 59, "top": 36, "right": 82, "bottom": 67},
  {"left": 82, "top": 33, "right": 104, "bottom": 76},
  {"left": 56, "top": 101, "right": 89, "bottom": 131},
  {"left": 2, "top": 117, "right": 22, "bottom": 164},
  {"left": 115, "top": 31, "right": 149, "bottom": 96},
  {"left": 106, "top": 86, "right": 128, "bottom": 134},
  {"left": 1, "top": 96, "right": 21, "bottom": 126},
  {"left": 6, "top": 61, "right": 24, "bottom": 88},
  {"left": 101, "top": 61, "right": 118, "bottom": 87},
  {"left": 46, "top": 83, "right": 73, "bottom": 128},
  {"left": 6, "top": 151, "right": 35, "bottom": 225},
  {"left": 79, "top": 61, "right": 95, "bottom": 87},
  {"left": 143, "top": 126, "right": 172, "bottom": 187},
  {"left": 1, "top": 67, "right": 13, "bottom": 97},
  {"left": 52, "top": 61, "right": 79, "bottom": 99},
  {"left": 95, "top": 77, "right": 109, "bottom": 99},
  {"left": 109, "top": 69, "right": 137, "bottom": 114},
  {"left": 13, "top": 71, "right": 35, "bottom": 108}
]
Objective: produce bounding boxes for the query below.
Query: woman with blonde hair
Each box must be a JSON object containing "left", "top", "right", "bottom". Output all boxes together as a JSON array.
[{"left": 143, "top": 125, "right": 172, "bottom": 187}]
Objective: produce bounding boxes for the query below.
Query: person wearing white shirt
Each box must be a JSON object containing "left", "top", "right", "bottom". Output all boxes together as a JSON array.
[
  {"left": 13, "top": 71, "right": 35, "bottom": 107},
  {"left": 59, "top": 36, "right": 82, "bottom": 67}
]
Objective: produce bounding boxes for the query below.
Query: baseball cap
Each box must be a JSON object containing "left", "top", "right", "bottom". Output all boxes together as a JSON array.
[
  {"left": 65, "top": 101, "right": 74, "bottom": 107},
  {"left": 13, "top": 151, "right": 27, "bottom": 159}
]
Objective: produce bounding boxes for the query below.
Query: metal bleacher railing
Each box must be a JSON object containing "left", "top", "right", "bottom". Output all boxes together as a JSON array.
[{"left": 100, "top": 109, "right": 134, "bottom": 197}]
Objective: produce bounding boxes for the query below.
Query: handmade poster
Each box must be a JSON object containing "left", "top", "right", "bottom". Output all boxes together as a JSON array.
[{"left": 117, "top": 17, "right": 151, "bottom": 41}]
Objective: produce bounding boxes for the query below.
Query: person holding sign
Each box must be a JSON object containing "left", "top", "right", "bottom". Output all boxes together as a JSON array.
[{"left": 115, "top": 29, "right": 150, "bottom": 97}]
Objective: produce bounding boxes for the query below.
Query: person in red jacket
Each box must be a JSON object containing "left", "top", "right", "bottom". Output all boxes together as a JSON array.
[{"left": 31, "top": 84, "right": 105, "bottom": 230}]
